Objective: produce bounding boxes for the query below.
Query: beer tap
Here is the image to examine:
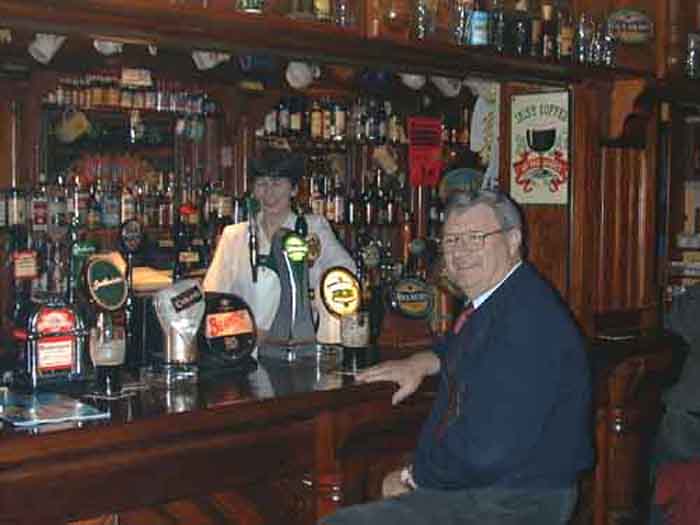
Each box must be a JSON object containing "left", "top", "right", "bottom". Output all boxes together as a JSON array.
[
  {"left": 247, "top": 196, "right": 260, "bottom": 283},
  {"left": 119, "top": 219, "right": 144, "bottom": 360}
]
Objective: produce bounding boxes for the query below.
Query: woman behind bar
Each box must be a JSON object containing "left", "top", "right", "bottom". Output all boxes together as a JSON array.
[{"left": 203, "top": 147, "right": 354, "bottom": 343}]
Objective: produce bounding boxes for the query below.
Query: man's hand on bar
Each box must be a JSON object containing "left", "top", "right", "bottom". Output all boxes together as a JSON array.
[{"left": 356, "top": 351, "right": 440, "bottom": 405}]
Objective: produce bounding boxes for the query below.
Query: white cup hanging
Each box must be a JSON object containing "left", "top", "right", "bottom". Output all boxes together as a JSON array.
[{"left": 28, "top": 33, "right": 66, "bottom": 65}]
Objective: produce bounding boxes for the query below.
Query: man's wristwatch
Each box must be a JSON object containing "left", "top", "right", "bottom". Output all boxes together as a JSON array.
[{"left": 399, "top": 464, "right": 417, "bottom": 490}]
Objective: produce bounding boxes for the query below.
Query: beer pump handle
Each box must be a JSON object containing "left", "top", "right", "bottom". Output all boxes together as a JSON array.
[{"left": 246, "top": 197, "right": 260, "bottom": 283}]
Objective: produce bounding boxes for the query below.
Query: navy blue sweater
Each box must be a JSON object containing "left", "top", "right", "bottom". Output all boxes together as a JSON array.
[{"left": 414, "top": 263, "right": 594, "bottom": 490}]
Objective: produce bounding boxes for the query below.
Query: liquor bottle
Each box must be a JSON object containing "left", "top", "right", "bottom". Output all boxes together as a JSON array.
[
  {"left": 278, "top": 97, "right": 290, "bottom": 136},
  {"left": 31, "top": 173, "right": 49, "bottom": 236},
  {"left": 541, "top": 0, "right": 557, "bottom": 59},
  {"left": 158, "top": 172, "right": 175, "bottom": 229},
  {"left": 400, "top": 210, "right": 413, "bottom": 273},
  {"left": 322, "top": 97, "right": 333, "bottom": 143},
  {"left": 120, "top": 180, "right": 137, "bottom": 223},
  {"left": 365, "top": 98, "right": 378, "bottom": 143},
  {"left": 290, "top": 97, "right": 304, "bottom": 137},
  {"left": 333, "top": 178, "right": 346, "bottom": 224},
  {"left": 361, "top": 170, "right": 375, "bottom": 226},
  {"left": 142, "top": 179, "right": 159, "bottom": 228},
  {"left": 48, "top": 174, "right": 68, "bottom": 238},
  {"left": 427, "top": 186, "right": 443, "bottom": 239},
  {"left": 332, "top": 100, "right": 346, "bottom": 142},
  {"left": 325, "top": 176, "right": 337, "bottom": 223},
  {"left": 574, "top": 11, "right": 595, "bottom": 64},
  {"left": 67, "top": 213, "right": 96, "bottom": 305},
  {"left": 7, "top": 185, "right": 27, "bottom": 231},
  {"left": 101, "top": 175, "right": 121, "bottom": 229},
  {"left": 385, "top": 185, "right": 398, "bottom": 225},
  {"left": 412, "top": 0, "right": 435, "bottom": 40},
  {"left": 67, "top": 174, "right": 89, "bottom": 225},
  {"left": 529, "top": 0, "right": 543, "bottom": 57},
  {"left": 264, "top": 106, "right": 278, "bottom": 137},
  {"left": 172, "top": 216, "right": 199, "bottom": 282},
  {"left": 214, "top": 183, "right": 233, "bottom": 247},
  {"left": 7, "top": 216, "right": 34, "bottom": 331},
  {"left": 490, "top": 0, "right": 506, "bottom": 52},
  {"left": 310, "top": 99, "right": 324, "bottom": 142},
  {"left": 511, "top": 0, "right": 532, "bottom": 56},
  {"left": 556, "top": 0, "right": 574, "bottom": 62},
  {"left": 377, "top": 100, "right": 388, "bottom": 144},
  {"left": 86, "top": 178, "right": 103, "bottom": 231},
  {"left": 469, "top": 0, "right": 490, "bottom": 47},
  {"left": 309, "top": 159, "right": 326, "bottom": 216},
  {"left": 346, "top": 186, "right": 360, "bottom": 226},
  {"left": 374, "top": 170, "right": 388, "bottom": 225},
  {"left": 452, "top": 0, "right": 472, "bottom": 45}
]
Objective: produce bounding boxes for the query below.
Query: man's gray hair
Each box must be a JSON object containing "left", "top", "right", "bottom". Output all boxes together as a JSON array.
[{"left": 444, "top": 190, "right": 523, "bottom": 232}]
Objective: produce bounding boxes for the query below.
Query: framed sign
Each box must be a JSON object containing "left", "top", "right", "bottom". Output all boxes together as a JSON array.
[{"left": 510, "top": 91, "right": 570, "bottom": 205}]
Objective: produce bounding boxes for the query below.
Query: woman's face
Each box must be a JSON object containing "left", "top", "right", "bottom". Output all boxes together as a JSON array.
[{"left": 253, "top": 177, "right": 294, "bottom": 215}]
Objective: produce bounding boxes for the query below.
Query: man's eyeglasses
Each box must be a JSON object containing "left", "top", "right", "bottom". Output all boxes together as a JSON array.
[{"left": 442, "top": 228, "right": 510, "bottom": 251}]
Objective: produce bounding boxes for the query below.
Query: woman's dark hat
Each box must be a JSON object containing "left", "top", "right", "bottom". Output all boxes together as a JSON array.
[{"left": 249, "top": 148, "right": 304, "bottom": 185}]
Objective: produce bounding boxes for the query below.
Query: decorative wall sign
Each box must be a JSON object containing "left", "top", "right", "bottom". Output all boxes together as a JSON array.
[
  {"left": 510, "top": 91, "right": 570, "bottom": 205},
  {"left": 607, "top": 9, "right": 654, "bottom": 45}
]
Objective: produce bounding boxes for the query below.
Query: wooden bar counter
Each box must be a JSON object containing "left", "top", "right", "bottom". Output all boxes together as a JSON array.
[
  {"left": 0, "top": 345, "right": 433, "bottom": 525},
  {"left": 0, "top": 331, "right": 683, "bottom": 525}
]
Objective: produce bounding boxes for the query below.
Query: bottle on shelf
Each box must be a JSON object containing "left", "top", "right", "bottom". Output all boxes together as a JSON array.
[
  {"left": 511, "top": 0, "right": 533, "bottom": 56},
  {"left": 30, "top": 173, "right": 49, "bottom": 237},
  {"left": 101, "top": 174, "right": 121, "bottom": 229},
  {"left": 556, "top": 0, "right": 575, "bottom": 62},
  {"left": 540, "top": 0, "right": 557, "bottom": 59},
  {"left": 468, "top": 0, "right": 490, "bottom": 47},
  {"left": 490, "top": 0, "right": 506, "bottom": 52},
  {"left": 120, "top": 178, "right": 137, "bottom": 224},
  {"left": 529, "top": 0, "right": 543, "bottom": 57}
]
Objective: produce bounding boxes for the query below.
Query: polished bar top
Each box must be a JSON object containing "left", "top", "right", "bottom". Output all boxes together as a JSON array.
[
  {"left": 0, "top": 342, "right": 438, "bottom": 525},
  {"left": 0, "top": 344, "right": 384, "bottom": 437}
]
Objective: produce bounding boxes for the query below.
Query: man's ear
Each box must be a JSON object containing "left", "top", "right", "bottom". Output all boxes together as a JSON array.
[{"left": 507, "top": 228, "right": 522, "bottom": 258}]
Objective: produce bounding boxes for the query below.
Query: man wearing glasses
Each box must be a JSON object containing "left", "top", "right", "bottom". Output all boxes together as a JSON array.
[{"left": 322, "top": 190, "right": 593, "bottom": 524}]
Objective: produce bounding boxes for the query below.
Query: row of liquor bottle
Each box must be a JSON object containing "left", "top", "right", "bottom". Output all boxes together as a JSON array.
[
  {"left": 257, "top": 96, "right": 469, "bottom": 146},
  {"left": 0, "top": 170, "right": 243, "bottom": 241},
  {"left": 297, "top": 162, "right": 444, "bottom": 234},
  {"left": 0, "top": 166, "right": 446, "bottom": 238},
  {"left": 43, "top": 72, "right": 218, "bottom": 115},
  {"left": 235, "top": 0, "right": 617, "bottom": 68},
  {"left": 439, "top": 0, "right": 617, "bottom": 67}
]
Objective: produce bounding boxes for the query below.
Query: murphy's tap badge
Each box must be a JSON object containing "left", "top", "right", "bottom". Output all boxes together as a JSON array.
[
  {"left": 119, "top": 218, "right": 144, "bottom": 254},
  {"left": 390, "top": 278, "right": 434, "bottom": 319},
  {"left": 200, "top": 292, "right": 257, "bottom": 365}
]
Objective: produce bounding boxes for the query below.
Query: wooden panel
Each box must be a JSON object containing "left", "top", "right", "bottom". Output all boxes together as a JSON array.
[
  {"left": 522, "top": 206, "right": 569, "bottom": 298},
  {"left": 569, "top": 82, "right": 604, "bottom": 336},
  {"left": 596, "top": 139, "right": 658, "bottom": 319}
]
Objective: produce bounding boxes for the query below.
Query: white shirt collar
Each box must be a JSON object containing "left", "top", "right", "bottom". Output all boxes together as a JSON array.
[{"left": 472, "top": 261, "right": 522, "bottom": 310}]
